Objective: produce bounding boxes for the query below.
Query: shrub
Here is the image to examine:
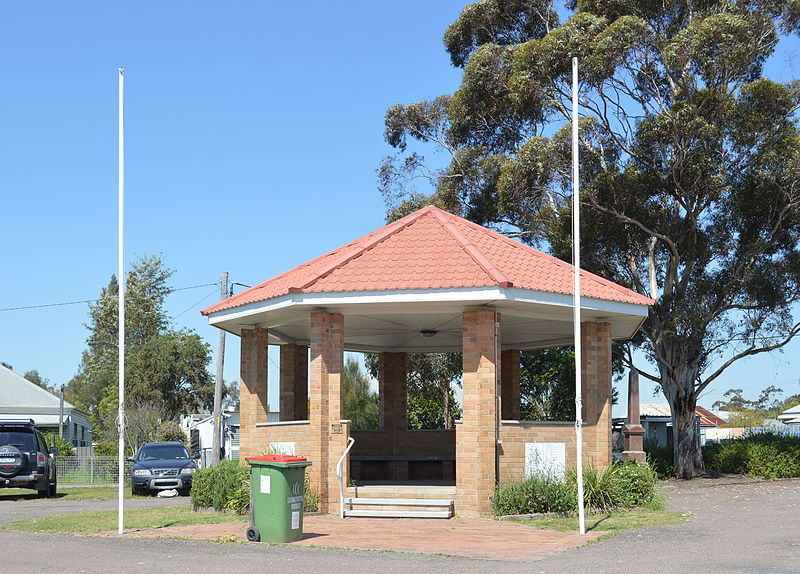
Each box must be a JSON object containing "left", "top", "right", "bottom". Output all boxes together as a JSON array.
[
  {"left": 493, "top": 461, "right": 659, "bottom": 516},
  {"left": 191, "top": 460, "right": 249, "bottom": 514},
  {"left": 567, "top": 464, "right": 626, "bottom": 512},
  {"left": 492, "top": 473, "right": 574, "bottom": 516},
  {"left": 645, "top": 445, "right": 674, "bottom": 479},
  {"left": 191, "top": 459, "right": 319, "bottom": 514},
  {"left": 43, "top": 432, "right": 74, "bottom": 456},
  {"left": 704, "top": 434, "right": 800, "bottom": 478},
  {"left": 611, "top": 461, "right": 659, "bottom": 507}
]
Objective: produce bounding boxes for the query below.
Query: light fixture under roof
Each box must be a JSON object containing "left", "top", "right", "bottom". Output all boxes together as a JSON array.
[{"left": 420, "top": 329, "right": 437, "bottom": 338}]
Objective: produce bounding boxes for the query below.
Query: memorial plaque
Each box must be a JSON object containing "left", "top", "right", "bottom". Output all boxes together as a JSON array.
[
  {"left": 524, "top": 442, "right": 566, "bottom": 479},
  {"left": 331, "top": 423, "right": 343, "bottom": 434}
]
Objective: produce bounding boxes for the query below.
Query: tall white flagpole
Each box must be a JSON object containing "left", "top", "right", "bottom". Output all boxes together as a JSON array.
[
  {"left": 117, "top": 67, "right": 126, "bottom": 535},
  {"left": 572, "top": 56, "right": 586, "bottom": 536}
]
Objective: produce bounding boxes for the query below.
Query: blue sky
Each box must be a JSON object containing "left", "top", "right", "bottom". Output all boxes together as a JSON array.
[{"left": 1, "top": 2, "right": 798, "bottom": 415}]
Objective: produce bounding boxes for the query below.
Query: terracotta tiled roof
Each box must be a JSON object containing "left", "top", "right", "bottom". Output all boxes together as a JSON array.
[{"left": 202, "top": 206, "right": 653, "bottom": 315}]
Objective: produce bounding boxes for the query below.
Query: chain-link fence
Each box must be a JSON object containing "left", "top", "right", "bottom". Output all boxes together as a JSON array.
[{"left": 55, "top": 456, "right": 132, "bottom": 486}]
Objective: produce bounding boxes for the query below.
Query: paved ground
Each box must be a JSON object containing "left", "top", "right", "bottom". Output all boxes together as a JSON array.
[
  {"left": 97, "top": 513, "right": 604, "bottom": 561},
  {"left": 1, "top": 477, "right": 798, "bottom": 573}
]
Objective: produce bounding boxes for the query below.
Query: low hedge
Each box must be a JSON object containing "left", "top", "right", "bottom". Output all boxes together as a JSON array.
[
  {"left": 703, "top": 434, "right": 800, "bottom": 478},
  {"left": 190, "top": 460, "right": 249, "bottom": 514},
  {"left": 190, "top": 460, "right": 319, "bottom": 514},
  {"left": 492, "top": 461, "right": 658, "bottom": 516}
]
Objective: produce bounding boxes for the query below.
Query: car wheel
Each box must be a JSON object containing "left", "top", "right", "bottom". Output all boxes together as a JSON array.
[
  {"left": 0, "top": 445, "right": 25, "bottom": 479},
  {"left": 37, "top": 484, "right": 51, "bottom": 498},
  {"left": 49, "top": 481, "right": 57, "bottom": 497}
]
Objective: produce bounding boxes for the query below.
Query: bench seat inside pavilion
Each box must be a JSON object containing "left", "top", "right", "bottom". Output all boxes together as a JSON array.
[{"left": 202, "top": 205, "right": 651, "bottom": 517}]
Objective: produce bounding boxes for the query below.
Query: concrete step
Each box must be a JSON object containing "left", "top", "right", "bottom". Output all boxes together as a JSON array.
[
  {"left": 343, "top": 509, "right": 452, "bottom": 519},
  {"left": 345, "top": 497, "right": 453, "bottom": 507}
]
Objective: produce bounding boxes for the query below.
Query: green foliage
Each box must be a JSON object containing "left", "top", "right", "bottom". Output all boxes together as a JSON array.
[
  {"left": 191, "top": 460, "right": 319, "bottom": 514},
  {"left": 190, "top": 460, "right": 249, "bottom": 514},
  {"left": 380, "top": 0, "right": 800, "bottom": 478},
  {"left": 65, "top": 254, "right": 215, "bottom": 451},
  {"left": 703, "top": 434, "right": 800, "bottom": 478},
  {"left": 342, "top": 357, "right": 379, "bottom": 430},
  {"left": 43, "top": 432, "right": 74, "bottom": 456},
  {"left": 492, "top": 473, "right": 574, "bottom": 515},
  {"left": 23, "top": 370, "right": 55, "bottom": 393},
  {"left": 365, "top": 353, "right": 462, "bottom": 430},
  {"left": 520, "top": 348, "right": 576, "bottom": 420},
  {"left": 609, "top": 461, "right": 659, "bottom": 507},
  {"left": 645, "top": 444, "right": 674, "bottom": 479},
  {"left": 492, "top": 461, "right": 658, "bottom": 515}
]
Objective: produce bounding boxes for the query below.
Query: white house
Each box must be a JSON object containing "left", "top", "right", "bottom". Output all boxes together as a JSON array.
[
  {"left": 0, "top": 364, "right": 92, "bottom": 447},
  {"left": 778, "top": 403, "right": 800, "bottom": 427}
]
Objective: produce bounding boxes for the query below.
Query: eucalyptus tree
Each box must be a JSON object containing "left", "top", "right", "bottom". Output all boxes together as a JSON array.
[{"left": 380, "top": 0, "right": 800, "bottom": 477}]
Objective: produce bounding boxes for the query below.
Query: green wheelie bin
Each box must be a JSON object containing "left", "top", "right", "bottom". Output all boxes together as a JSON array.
[{"left": 245, "top": 454, "right": 311, "bottom": 543}]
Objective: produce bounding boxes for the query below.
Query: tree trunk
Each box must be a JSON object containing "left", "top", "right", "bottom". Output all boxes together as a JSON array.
[{"left": 667, "top": 392, "right": 706, "bottom": 478}]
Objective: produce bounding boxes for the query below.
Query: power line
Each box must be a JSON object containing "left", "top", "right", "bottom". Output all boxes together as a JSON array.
[{"left": 0, "top": 282, "right": 222, "bottom": 313}]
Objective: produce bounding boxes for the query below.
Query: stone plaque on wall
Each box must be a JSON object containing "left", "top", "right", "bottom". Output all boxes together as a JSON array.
[{"left": 524, "top": 442, "right": 566, "bottom": 479}]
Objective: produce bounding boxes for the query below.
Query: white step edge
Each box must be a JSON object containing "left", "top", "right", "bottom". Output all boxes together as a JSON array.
[
  {"left": 343, "top": 509, "right": 452, "bottom": 519},
  {"left": 345, "top": 497, "right": 453, "bottom": 507}
]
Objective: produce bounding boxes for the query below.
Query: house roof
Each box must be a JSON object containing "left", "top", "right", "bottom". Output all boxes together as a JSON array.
[
  {"left": 203, "top": 206, "right": 652, "bottom": 316},
  {"left": 0, "top": 364, "right": 78, "bottom": 411},
  {"left": 639, "top": 403, "right": 727, "bottom": 426}
]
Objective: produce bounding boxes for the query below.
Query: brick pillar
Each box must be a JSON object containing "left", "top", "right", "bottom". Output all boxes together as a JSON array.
[
  {"left": 239, "top": 328, "right": 269, "bottom": 460},
  {"left": 380, "top": 352, "right": 407, "bottom": 433},
  {"left": 280, "top": 344, "right": 309, "bottom": 421},
  {"left": 380, "top": 352, "right": 407, "bottom": 479},
  {"left": 581, "top": 322, "right": 612, "bottom": 469},
  {"left": 500, "top": 349, "right": 520, "bottom": 420},
  {"left": 308, "top": 312, "right": 347, "bottom": 513},
  {"left": 457, "top": 309, "right": 499, "bottom": 516}
]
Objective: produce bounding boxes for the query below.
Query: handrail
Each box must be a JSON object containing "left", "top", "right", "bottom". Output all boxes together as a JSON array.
[{"left": 336, "top": 435, "right": 355, "bottom": 519}]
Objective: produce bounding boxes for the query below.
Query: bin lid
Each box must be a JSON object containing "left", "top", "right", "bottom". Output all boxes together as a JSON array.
[{"left": 245, "top": 455, "right": 307, "bottom": 463}]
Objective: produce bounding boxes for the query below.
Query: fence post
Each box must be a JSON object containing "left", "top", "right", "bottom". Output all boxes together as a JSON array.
[{"left": 91, "top": 456, "right": 94, "bottom": 484}]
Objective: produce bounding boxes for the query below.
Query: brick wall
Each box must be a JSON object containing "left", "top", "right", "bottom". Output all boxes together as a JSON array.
[
  {"left": 379, "top": 352, "right": 407, "bottom": 432},
  {"left": 497, "top": 422, "right": 576, "bottom": 484}
]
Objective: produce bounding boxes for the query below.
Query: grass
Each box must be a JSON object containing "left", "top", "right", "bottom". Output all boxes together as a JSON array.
[
  {"left": 0, "top": 486, "right": 154, "bottom": 501},
  {"left": 524, "top": 507, "right": 689, "bottom": 540},
  {"left": 0, "top": 506, "right": 246, "bottom": 533}
]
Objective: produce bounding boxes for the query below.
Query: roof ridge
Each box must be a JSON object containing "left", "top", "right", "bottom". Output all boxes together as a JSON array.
[
  {"left": 287, "top": 207, "right": 434, "bottom": 294},
  {"left": 430, "top": 208, "right": 513, "bottom": 288},
  {"left": 452, "top": 213, "right": 653, "bottom": 304}
]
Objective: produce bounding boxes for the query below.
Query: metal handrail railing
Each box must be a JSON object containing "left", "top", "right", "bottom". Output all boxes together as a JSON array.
[{"left": 337, "top": 436, "right": 355, "bottom": 519}]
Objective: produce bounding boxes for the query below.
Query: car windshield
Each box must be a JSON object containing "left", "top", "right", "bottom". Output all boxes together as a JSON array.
[
  {"left": 0, "top": 430, "right": 36, "bottom": 451},
  {"left": 138, "top": 444, "right": 190, "bottom": 460}
]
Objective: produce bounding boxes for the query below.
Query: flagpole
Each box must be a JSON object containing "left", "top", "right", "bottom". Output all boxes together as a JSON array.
[
  {"left": 572, "top": 56, "right": 586, "bottom": 536},
  {"left": 117, "top": 67, "right": 126, "bottom": 535}
]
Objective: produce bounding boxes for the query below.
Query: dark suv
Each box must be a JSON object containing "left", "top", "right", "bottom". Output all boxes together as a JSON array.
[
  {"left": 0, "top": 419, "right": 57, "bottom": 497},
  {"left": 128, "top": 442, "right": 198, "bottom": 496}
]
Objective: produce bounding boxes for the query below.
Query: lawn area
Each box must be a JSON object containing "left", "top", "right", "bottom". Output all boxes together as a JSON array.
[
  {"left": 0, "top": 487, "right": 150, "bottom": 501},
  {"left": 526, "top": 508, "right": 689, "bottom": 540},
  {"left": 0, "top": 506, "right": 245, "bottom": 533}
]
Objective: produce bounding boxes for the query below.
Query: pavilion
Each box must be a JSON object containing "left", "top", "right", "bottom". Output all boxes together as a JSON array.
[{"left": 202, "top": 205, "right": 652, "bottom": 515}]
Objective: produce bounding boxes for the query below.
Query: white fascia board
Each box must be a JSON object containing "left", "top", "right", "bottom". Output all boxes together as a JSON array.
[{"left": 207, "top": 286, "right": 650, "bottom": 327}]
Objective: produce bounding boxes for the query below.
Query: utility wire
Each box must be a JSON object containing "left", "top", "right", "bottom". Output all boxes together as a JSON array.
[{"left": 0, "top": 282, "right": 222, "bottom": 312}]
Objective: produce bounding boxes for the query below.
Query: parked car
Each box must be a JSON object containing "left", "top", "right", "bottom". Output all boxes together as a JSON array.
[
  {"left": 127, "top": 441, "right": 199, "bottom": 496},
  {"left": 0, "top": 419, "right": 57, "bottom": 497}
]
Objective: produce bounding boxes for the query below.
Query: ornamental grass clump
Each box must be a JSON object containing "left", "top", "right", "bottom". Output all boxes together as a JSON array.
[{"left": 190, "top": 459, "right": 249, "bottom": 514}]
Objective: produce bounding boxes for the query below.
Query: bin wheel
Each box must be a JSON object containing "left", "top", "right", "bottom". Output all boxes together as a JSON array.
[{"left": 246, "top": 526, "right": 260, "bottom": 542}]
